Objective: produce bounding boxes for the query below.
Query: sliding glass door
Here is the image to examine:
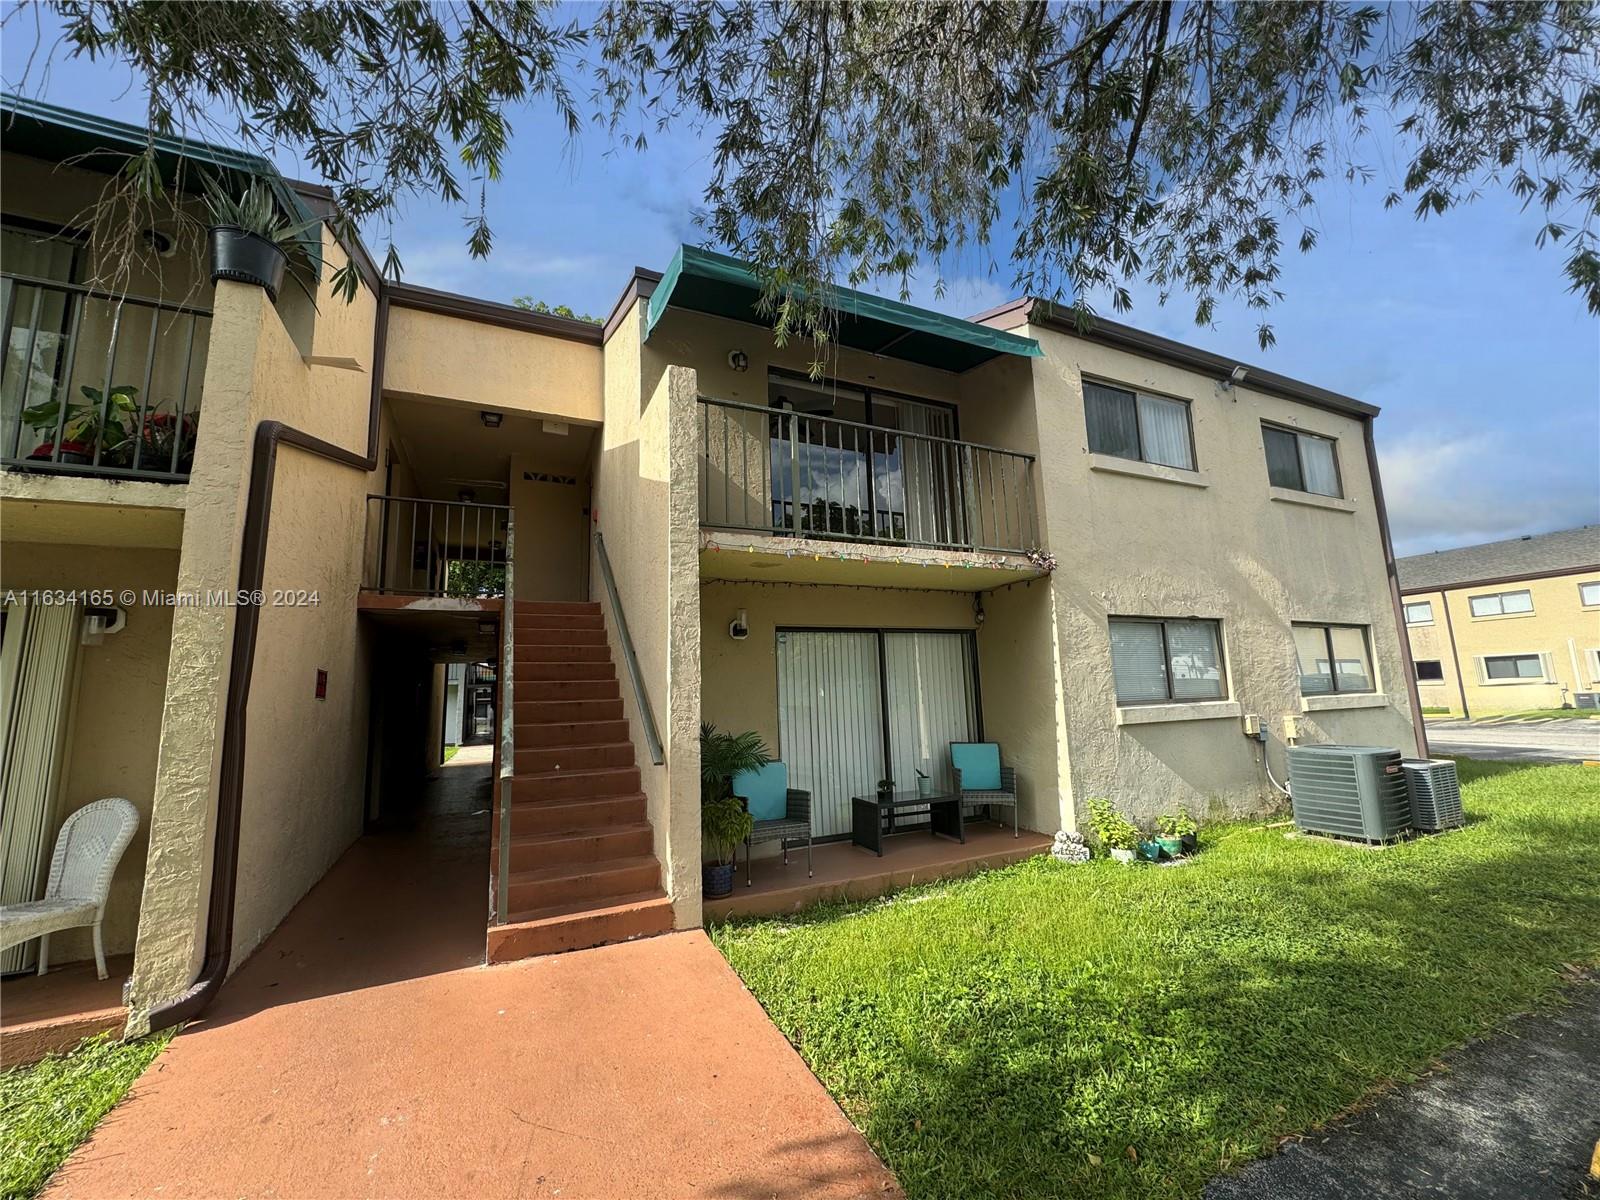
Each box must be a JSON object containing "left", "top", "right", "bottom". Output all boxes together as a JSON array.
[{"left": 776, "top": 628, "right": 979, "bottom": 839}]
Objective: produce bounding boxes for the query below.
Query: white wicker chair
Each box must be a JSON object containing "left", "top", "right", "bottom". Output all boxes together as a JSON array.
[{"left": 0, "top": 798, "right": 139, "bottom": 979}]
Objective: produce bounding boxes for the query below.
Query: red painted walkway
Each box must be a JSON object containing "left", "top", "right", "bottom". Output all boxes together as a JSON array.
[{"left": 49, "top": 754, "right": 897, "bottom": 1199}]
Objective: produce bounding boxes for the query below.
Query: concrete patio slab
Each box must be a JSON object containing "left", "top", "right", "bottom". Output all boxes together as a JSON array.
[{"left": 46, "top": 754, "right": 898, "bottom": 1199}]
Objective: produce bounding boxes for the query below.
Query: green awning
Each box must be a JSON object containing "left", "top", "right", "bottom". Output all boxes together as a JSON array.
[
  {"left": 645, "top": 245, "right": 1041, "bottom": 373},
  {"left": 1, "top": 93, "right": 324, "bottom": 275}
]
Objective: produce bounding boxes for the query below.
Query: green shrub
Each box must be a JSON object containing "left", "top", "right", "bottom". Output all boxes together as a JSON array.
[{"left": 1086, "top": 797, "right": 1141, "bottom": 851}]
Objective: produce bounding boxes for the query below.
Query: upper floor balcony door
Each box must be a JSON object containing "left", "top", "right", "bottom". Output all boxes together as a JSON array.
[
  {"left": 2, "top": 220, "right": 210, "bottom": 483},
  {"left": 700, "top": 370, "right": 1038, "bottom": 555}
]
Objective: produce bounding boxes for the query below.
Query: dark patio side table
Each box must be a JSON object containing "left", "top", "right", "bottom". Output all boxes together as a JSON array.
[{"left": 850, "top": 790, "right": 966, "bottom": 856}]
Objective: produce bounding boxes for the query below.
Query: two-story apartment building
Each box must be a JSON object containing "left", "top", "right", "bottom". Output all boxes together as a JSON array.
[
  {"left": 1397, "top": 526, "right": 1600, "bottom": 716},
  {"left": 0, "top": 97, "right": 1422, "bottom": 1055}
]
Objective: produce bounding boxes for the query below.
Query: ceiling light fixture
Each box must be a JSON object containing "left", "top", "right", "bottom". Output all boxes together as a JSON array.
[{"left": 480, "top": 410, "right": 503, "bottom": 428}]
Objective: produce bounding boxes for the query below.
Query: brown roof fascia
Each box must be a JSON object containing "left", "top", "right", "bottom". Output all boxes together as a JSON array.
[
  {"left": 602, "top": 267, "right": 663, "bottom": 345},
  {"left": 387, "top": 281, "right": 604, "bottom": 346}
]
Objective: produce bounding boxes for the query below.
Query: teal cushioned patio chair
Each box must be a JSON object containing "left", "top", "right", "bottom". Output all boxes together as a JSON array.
[
  {"left": 950, "top": 742, "right": 1019, "bottom": 837},
  {"left": 730, "top": 762, "right": 813, "bottom": 886}
]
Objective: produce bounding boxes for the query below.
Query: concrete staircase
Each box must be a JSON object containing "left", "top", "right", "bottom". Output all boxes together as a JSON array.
[{"left": 487, "top": 600, "right": 674, "bottom": 964}]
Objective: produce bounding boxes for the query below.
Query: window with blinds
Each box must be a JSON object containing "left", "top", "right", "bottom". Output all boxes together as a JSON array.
[
  {"left": 1109, "top": 617, "right": 1225, "bottom": 704},
  {"left": 1294, "top": 623, "right": 1375, "bottom": 695},
  {"left": 1083, "top": 380, "right": 1196, "bottom": 471},
  {"left": 1467, "top": 589, "right": 1534, "bottom": 617},
  {"left": 1262, "top": 423, "right": 1342, "bottom": 497}
]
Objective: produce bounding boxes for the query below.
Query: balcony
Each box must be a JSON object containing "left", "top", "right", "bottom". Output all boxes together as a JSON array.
[
  {"left": 698, "top": 396, "right": 1040, "bottom": 554},
  {"left": 1, "top": 273, "right": 210, "bottom": 482},
  {"left": 362, "top": 495, "right": 512, "bottom": 597}
]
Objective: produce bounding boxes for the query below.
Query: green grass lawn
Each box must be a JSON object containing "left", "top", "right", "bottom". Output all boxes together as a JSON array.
[
  {"left": 0, "top": 1031, "right": 171, "bottom": 1200},
  {"left": 443, "top": 744, "right": 460, "bottom": 761},
  {"left": 713, "top": 761, "right": 1600, "bottom": 1200}
]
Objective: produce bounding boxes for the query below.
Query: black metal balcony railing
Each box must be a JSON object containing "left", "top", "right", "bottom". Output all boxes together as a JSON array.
[
  {"left": 698, "top": 395, "right": 1039, "bottom": 554},
  {"left": 1, "top": 272, "right": 211, "bottom": 482},
  {"left": 363, "top": 494, "right": 512, "bottom": 596}
]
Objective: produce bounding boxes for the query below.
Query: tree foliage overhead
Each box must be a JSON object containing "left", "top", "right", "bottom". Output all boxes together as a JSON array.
[{"left": 13, "top": 1, "right": 1600, "bottom": 344}]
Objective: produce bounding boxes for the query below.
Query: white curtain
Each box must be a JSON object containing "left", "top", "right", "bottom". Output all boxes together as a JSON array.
[
  {"left": 776, "top": 631, "right": 884, "bottom": 838},
  {"left": 1299, "top": 436, "right": 1340, "bottom": 496},
  {"left": 1136, "top": 394, "right": 1194, "bottom": 470},
  {"left": 0, "top": 598, "right": 82, "bottom": 972},
  {"left": 884, "top": 632, "right": 977, "bottom": 796}
]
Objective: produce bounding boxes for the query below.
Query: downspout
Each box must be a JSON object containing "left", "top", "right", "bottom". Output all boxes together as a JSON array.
[
  {"left": 1363, "top": 417, "right": 1430, "bottom": 759},
  {"left": 148, "top": 288, "right": 389, "bottom": 1032},
  {"left": 1439, "top": 587, "right": 1471, "bottom": 720}
]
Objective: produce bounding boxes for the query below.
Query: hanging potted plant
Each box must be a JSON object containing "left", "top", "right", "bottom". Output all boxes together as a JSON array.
[
  {"left": 699, "top": 723, "right": 770, "bottom": 899},
  {"left": 1087, "top": 798, "right": 1142, "bottom": 865},
  {"left": 204, "top": 176, "right": 320, "bottom": 303}
]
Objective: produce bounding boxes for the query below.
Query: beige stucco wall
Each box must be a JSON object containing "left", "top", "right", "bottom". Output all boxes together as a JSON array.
[
  {"left": 509, "top": 453, "right": 587, "bottom": 602},
  {"left": 1404, "top": 570, "right": 1600, "bottom": 715},
  {"left": 130, "top": 229, "right": 378, "bottom": 1024},
  {"left": 594, "top": 305, "right": 701, "bottom": 926},
  {"left": 1024, "top": 325, "right": 1419, "bottom": 826},
  {"left": 384, "top": 306, "right": 601, "bottom": 424},
  {"left": 0, "top": 543, "right": 178, "bottom": 962}
]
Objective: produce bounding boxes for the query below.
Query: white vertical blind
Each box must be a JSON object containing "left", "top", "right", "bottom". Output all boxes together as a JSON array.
[
  {"left": 776, "top": 631, "right": 884, "bottom": 838},
  {"left": 884, "top": 632, "right": 977, "bottom": 813},
  {"left": 1136, "top": 393, "right": 1194, "bottom": 469},
  {"left": 0, "top": 598, "right": 82, "bottom": 973}
]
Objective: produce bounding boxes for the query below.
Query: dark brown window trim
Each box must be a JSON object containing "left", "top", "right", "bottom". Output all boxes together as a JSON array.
[
  {"left": 1263, "top": 419, "right": 1345, "bottom": 499},
  {"left": 1294, "top": 621, "right": 1377, "bottom": 696},
  {"left": 1109, "top": 615, "right": 1228, "bottom": 705}
]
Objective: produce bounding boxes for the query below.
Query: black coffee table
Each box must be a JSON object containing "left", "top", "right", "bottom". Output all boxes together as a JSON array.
[{"left": 851, "top": 789, "right": 966, "bottom": 856}]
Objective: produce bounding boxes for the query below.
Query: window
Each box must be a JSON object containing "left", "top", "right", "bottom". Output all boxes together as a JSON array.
[
  {"left": 1481, "top": 654, "right": 1546, "bottom": 681},
  {"left": 1468, "top": 589, "right": 1534, "bottom": 618},
  {"left": 1580, "top": 582, "right": 1600, "bottom": 607},
  {"left": 1263, "top": 424, "right": 1341, "bottom": 497},
  {"left": 1109, "top": 618, "right": 1225, "bottom": 704},
  {"left": 1403, "top": 601, "right": 1434, "bottom": 625},
  {"left": 1084, "top": 381, "right": 1196, "bottom": 470},
  {"left": 1294, "top": 623, "right": 1375, "bottom": 695},
  {"left": 1415, "top": 659, "right": 1444, "bottom": 682}
]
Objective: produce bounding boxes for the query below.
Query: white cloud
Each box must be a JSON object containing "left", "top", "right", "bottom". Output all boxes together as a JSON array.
[{"left": 1379, "top": 430, "right": 1600, "bottom": 556}]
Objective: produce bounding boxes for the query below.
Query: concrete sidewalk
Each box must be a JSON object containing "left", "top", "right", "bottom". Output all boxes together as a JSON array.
[
  {"left": 1206, "top": 982, "right": 1600, "bottom": 1200},
  {"left": 49, "top": 756, "right": 896, "bottom": 1199}
]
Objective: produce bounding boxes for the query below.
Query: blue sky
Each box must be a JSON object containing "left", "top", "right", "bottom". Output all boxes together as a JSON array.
[{"left": 5, "top": 36, "right": 1596, "bottom": 557}]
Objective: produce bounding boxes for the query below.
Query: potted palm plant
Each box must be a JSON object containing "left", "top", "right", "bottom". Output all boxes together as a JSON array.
[
  {"left": 700, "top": 723, "right": 770, "bottom": 899},
  {"left": 204, "top": 177, "right": 320, "bottom": 302}
]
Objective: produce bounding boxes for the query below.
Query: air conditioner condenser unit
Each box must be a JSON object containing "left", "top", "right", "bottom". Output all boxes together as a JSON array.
[
  {"left": 1402, "top": 758, "right": 1464, "bottom": 832},
  {"left": 1287, "top": 744, "right": 1412, "bottom": 843}
]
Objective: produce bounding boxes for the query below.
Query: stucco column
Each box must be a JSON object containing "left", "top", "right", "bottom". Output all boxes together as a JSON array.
[
  {"left": 662, "top": 366, "right": 703, "bottom": 928},
  {"left": 126, "top": 283, "right": 271, "bottom": 1030}
]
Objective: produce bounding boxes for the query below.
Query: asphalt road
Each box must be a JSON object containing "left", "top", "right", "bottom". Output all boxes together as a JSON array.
[
  {"left": 1425, "top": 718, "right": 1600, "bottom": 764},
  {"left": 1206, "top": 981, "right": 1600, "bottom": 1200}
]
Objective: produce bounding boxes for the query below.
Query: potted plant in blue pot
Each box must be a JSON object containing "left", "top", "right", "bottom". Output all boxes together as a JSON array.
[
  {"left": 1157, "top": 810, "right": 1198, "bottom": 857},
  {"left": 699, "top": 723, "right": 768, "bottom": 899},
  {"left": 204, "top": 177, "right": 320, "bottom": 303}
]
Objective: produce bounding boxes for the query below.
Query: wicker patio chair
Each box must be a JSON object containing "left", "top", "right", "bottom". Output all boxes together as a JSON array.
[
  {"left": 950, "top": 742, "right": 1020, "bottom": 837},
  {"left": 0, "top": 797, "right": 139, "bottom": 979},
  {"left": 731, "top": 762, "right": 813, "bottom": 885}
]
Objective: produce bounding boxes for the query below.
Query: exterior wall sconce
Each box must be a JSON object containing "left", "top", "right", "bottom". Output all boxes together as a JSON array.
[
  {"left": 727, "top": 350, "right": 749, "bottom": 373},
  {"left": 729, "top": 608, "right": 750, "bottom": 640}
]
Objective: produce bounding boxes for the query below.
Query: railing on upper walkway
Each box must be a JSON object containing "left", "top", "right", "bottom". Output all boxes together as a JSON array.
[
  {"left": 1, "top": 272, "right": 211, "bottom": 482},
  {"left": 697, "top": 395, "right": 1040, "bottom": 555},
  {"left": 362, "top": 495, "right": 511, "bottom": 597}
]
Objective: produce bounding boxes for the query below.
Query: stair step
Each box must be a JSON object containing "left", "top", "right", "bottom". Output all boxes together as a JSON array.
[
  {"left": 508, "top": 794, "right": 648, "bottom": 835},
  {"left": 519, "top": 719, "right": 629, "bottom": 747},
  {"left": 512, "top": 765, "right": 640, "bottom": 801},
  {"left": 497, "top": 823, "right": 654, "bottom": 871},
  {"left": 516, "top": 741, "right": 634, "bottom": 774},
  {"left": 516, "top": 679, "right": 620, "bottom": 703},
  {"left": 519, "top": 661, "right": 615, "bottom": 683},
  {"left": 515, "top": 611, "right": 604, "bottom": 631},
  {"left": 517, "top": 626, "right": 607, "bottom": 646},
  {"left": 487, "top": 890, "right": 674, "bottom": 964},
  {"left": 515, "top": 600, "right": 601, "bottom": 616},
  {"left": 515, "top": 643, "right": 610, "bottom": 663},
  {"left": 515, "top": 698, "right": 623, "bottom": 724},
  {"left": 506, "top": 855, "right": 661, "bottom": 912}
]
